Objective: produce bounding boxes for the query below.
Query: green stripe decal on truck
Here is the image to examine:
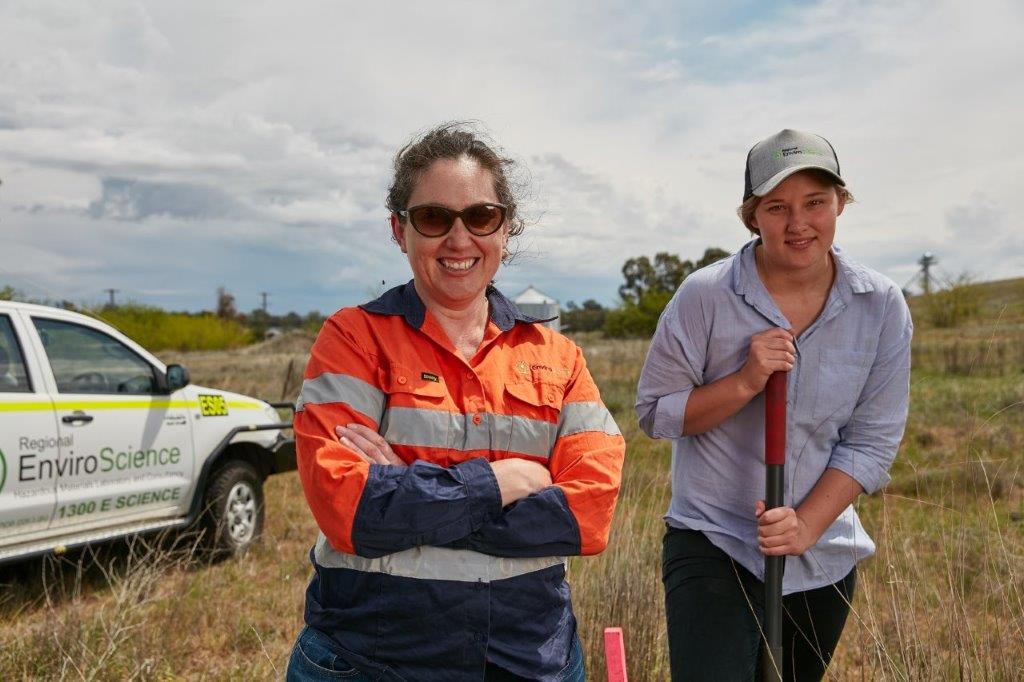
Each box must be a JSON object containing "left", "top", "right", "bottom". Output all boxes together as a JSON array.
[{"left": 0, "top": 399, "right": 264, "bottom": 412}]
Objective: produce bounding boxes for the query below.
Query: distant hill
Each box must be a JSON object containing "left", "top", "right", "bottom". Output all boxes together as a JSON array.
[{"left": 908, "top": 276, "right": 1024, "bottom": 375}]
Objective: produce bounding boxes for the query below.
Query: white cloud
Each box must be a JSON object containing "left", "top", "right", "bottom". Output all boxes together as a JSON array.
[{"left": 0, "top": 0, "right": 1021, "bottom": 311}]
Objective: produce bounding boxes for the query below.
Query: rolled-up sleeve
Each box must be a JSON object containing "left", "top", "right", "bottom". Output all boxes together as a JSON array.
[
  {"left": 635, "top": 280, "right": 708, "bottom": 439},
  {"left": 827, "top": 288, "right": 913, "bottom": 494}
]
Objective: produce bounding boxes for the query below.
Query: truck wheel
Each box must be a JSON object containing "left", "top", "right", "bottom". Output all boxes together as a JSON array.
[{"left": 203, "top": 461, "right": 265, "bottom": 557}]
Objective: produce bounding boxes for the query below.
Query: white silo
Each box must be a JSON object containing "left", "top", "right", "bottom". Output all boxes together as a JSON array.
[{"left": 513, "top": 285, "right": 560, "bottom": 332}]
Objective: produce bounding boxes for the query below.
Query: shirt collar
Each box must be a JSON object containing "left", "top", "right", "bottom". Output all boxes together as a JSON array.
[{"left": 360, "top": 280, "right": 549, "bottom": 332}]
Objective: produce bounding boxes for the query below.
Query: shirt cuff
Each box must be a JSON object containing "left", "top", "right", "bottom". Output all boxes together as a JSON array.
[
  {"left": 827, "top": 446, "right": 892, "bottom": 495},
  {"left": 457, "top": 457, "right": 503, "bottom": 524},
  {"left": 652, "top": 387, "right": 693, "bottom": 439}
]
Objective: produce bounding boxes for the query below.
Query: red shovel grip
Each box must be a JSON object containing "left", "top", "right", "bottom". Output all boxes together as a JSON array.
[{"left": 764, "top": 372, "right": 787, "bottom": 466}]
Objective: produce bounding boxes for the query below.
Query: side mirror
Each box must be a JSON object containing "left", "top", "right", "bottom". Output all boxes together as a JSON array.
[{"left": 165, "top": 364, "right": 190, "bottom": 392}]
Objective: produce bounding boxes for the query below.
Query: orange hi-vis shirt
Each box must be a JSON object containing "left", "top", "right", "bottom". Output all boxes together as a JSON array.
[{"left": 295, "top": 281, "right": 625, "bottom": 680}]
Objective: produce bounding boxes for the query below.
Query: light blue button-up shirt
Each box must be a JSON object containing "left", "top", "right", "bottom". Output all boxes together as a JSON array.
[{"left": 636, "top": 239, "right": 912, "bottom": 594}]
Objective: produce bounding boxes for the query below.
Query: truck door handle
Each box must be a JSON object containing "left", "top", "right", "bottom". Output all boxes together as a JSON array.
[{"left": 62, "top": 412, "right": 94, "bottom": 424}]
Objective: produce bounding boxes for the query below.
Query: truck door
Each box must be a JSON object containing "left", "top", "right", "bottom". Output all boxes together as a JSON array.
[
  {"left": 0, "top": 312, "right": 59, "bottom": 544},
  {"left": 30, "top": 316, "right": 194, "bottom": 530}
]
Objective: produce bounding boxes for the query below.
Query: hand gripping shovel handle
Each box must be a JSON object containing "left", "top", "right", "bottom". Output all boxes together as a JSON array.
[{"left": 763, "top": 371, "right": 787, "bottom": 682}]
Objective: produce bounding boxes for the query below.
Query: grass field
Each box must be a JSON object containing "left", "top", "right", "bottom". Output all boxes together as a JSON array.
[{"left": 1, "top": 279, "right": 1022, "bottom": 680}]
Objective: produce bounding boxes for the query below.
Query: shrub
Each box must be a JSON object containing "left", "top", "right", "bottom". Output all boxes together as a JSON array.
[
  {"left": 603, "top": 290, "right": 673, "bottom": 338},
  {"left": 922, "top": 273, "right": 982, "bottom": 328},
  {"left": 90, "top": 304, "right": 254, "bottom": 352}
]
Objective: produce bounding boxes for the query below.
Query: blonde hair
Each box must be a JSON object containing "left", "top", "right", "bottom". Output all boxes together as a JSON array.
[{"left": 737, "top": 169, "right": 854, "bottom": 235}]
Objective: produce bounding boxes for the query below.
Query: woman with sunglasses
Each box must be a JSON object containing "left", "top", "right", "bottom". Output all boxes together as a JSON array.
[
  {"left": 287, "top": 122, "right": 625, "bottom": 681},
  {"left": 636, "top": 130, "right": 912, "bottom": 681}
]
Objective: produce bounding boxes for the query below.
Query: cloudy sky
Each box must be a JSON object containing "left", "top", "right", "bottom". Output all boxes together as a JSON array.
[{"left": 1, "top": 0, "right": 1022, "bottom": 314}]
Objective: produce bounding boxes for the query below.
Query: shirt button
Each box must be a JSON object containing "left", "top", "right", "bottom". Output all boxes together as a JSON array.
[
  {"left": 465, "top": 371, "right": 474, "bottom": 380},
  {"left": 472, "top": 414, "right": 483, "bottom": 425},
  {"left": 546, "top": 393, "right": 556, "bottom": 404}
]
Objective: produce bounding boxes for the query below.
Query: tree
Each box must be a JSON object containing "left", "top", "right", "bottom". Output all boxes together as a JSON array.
[
  {"left": 0, "top": 285, "right": 23, "bottom": 301},
  {"left": 561, "top": 299, "right": 607, "bottom": 333},
  {"left": 605, "top": 247, "right": 731, "bottom": 338},
  {"left": 618, "top": 252, "right": 690, "bottom": 304},
  {"left": 216, "top": 287, "right": 237, "bottom": 319},
  {"left": 695, "top": 247, "right": 731, "bottom": 270}
]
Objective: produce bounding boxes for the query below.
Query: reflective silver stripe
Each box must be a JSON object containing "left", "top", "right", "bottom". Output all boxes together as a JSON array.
[
  {"left": 382, "top": 407, "right": 557, "bottom": 458},
  {"left": 314, "top": 533, "right": 566, "bottom": 582},
  {"left": 557, "top": 401, "right": 621, "bottom": 438},
  {"left": 508, "top": 414, "right": 557, "bottom": 457},
  {"left": 296, "top": 373, "right": 386, "bottom": 423}
]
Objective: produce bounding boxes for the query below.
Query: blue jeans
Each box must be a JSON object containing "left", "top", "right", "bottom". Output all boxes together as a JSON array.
[{"left": 286, "top": 625, "right": 586, "bottom": 681}]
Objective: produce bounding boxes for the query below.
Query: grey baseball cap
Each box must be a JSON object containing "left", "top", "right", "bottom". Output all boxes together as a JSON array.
[{"left": 743, "top": 129, "right": 843, "bottom": 201}]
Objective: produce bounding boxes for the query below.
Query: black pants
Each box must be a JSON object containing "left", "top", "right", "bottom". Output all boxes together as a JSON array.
[{"left": 663, "top": 527, "right": 855, "bottom": 682}]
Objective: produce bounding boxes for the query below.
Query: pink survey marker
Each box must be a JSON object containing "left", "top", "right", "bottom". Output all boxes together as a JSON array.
[{"left": 604, "top": 627, "right": 628, "bottom": 681}]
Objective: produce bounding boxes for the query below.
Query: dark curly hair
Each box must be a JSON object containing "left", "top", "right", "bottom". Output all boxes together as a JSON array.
[{"left": 386, "top": 122, "right": 526, "bottom": 260}]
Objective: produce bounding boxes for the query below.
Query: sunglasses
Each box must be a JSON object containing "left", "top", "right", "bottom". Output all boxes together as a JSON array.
[{"left": 397, "top": 203, "right": 507, "bottom": 238}]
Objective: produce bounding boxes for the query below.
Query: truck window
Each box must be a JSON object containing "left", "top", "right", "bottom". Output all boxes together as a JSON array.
[
  {"left": 0, "top": 315, "right": 32, "bottom": 393},
  {"left": 32, "top": 318, "right": 157, "bottom": 395}
]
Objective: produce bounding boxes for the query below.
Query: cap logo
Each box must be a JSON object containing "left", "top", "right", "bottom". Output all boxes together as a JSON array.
[{"left": 773, "top": 146, "right": 825, "bottom": 160}]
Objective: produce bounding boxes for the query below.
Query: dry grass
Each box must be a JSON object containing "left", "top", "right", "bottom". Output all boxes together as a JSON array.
[{"left": 2, "top": 309, "right": 1023, "bottom": 679}]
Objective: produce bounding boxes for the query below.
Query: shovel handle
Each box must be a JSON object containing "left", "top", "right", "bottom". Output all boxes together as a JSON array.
[
  {"left": 764, "top": 372, "right": 787, "bottom": 467},
  {"left": 763, "top": 370, "right": 787, "bottom": 682}
]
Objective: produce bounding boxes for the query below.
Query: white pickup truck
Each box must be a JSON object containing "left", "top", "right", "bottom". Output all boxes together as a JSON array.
[{"left": 0, "top": 300, "right": 295, "bottom": 564}]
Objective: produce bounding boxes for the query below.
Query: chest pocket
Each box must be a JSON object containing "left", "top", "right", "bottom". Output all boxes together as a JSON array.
[
  {"left": 381, "top": 361, "right": 451, "bottom": 450},
  {"left": 813, "top": 348, "right": 874, "bottom": 422},
  {"left": 503, "top": 377, "right": 563, "bottom": 460}
]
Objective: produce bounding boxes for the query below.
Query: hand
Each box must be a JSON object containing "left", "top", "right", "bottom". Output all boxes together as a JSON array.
[
  {"left": 336, "top": 424, "right": 405, "bottom": 466},
  {"left": 755, "top": 500, "right": 814, "bottom": 556},
  {"left": 490, "top": 459, "right": 553, "bottom": 507},
  {"left": 738, "top": 328, "right": 795, "bottom": 394}
]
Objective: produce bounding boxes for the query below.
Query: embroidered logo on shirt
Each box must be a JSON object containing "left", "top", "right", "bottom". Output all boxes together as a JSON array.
[
  {"left": 421, "top": 372, "right": 439, "bottom": 383},
  {"left": 514, "top": 360, "right": 571, "bottom": 377}
]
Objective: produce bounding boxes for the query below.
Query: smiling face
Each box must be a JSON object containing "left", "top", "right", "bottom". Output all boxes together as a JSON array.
[
  {"left": 390, "top": 155, "right": 508, "bottom": 311},
  {"left": 750, "top": 170, "right": 845, "bottom": 274}
]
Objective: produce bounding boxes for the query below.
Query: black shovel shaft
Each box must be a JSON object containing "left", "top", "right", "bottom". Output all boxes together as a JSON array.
[{"left": 764, "top": 464, "right": 785, "bottom": 682}]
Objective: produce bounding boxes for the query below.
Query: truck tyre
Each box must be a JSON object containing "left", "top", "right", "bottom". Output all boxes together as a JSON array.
[{"left": 203, "top": 460, "right": 265, "bottom": 558}]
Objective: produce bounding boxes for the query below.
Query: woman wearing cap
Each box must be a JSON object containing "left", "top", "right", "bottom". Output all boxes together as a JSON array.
[
  {"left": 636, "top": 129, "right": 912, "bottom": 681},
  {"left": 286, "top": 122, "right": 625, "bottom": 681}
]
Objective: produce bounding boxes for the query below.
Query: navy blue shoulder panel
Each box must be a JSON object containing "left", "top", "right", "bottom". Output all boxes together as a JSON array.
[
  {"left": 359, "top": 280, "right": 427, "bottom": 329},
  {"left": 486, "top": 285, "right": 556, "bottom": 332}
]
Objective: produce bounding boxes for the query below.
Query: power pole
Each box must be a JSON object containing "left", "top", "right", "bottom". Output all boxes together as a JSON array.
[
  {"left": 104, "top": 288, "right": 119, "bottom": 307},
  {"left": 918, "top": 253, "right": 937, "bottom": 295},
  {"left": 260, "top": 291, "right": 269, "bottom": 313}
]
